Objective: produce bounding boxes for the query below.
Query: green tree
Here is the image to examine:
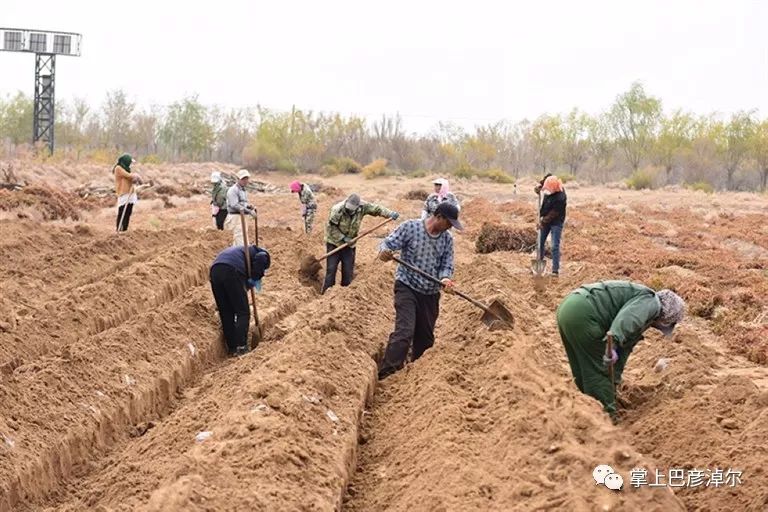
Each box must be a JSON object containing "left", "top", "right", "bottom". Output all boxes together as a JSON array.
[
  {"left": 587, "top": 113, "right": 615, "bottom": 182},
  {"left": 530, "top": 114, "right": 562, "bottom": 173},
  {"left": 608, "top": 82, "right": 661, "bottom": 171},
  {"left": 750, "top": 118, "right": 768, "bottom": 191},
  {"left": 560, "top": 108, "right": 591, "bottom": 175},
  {"left": 102, "top": 89, "right": 135, "bottom": 149},
  {"left": 160, "top": 95, "right": 215, "bottom": 161},
  {"left": 0, "top": 92, "right": 34, "bottom": 145},
  {"left": 654, "top": 109, "right": 695, "bottom": 184},
  {"left": 714, "top": 111, "right": 756, "bottom": 190}
]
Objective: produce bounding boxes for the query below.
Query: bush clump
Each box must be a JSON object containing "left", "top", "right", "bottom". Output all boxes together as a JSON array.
[
  {"left": 404, "top": 189, "right": 429, "bottom": 201},
  {"left": 362, "top": 158, "right": 389, "bottom": 179},
  {"left": 475, "top": 223, "right": 537, "bottom": 254},
  {"left": 626, "top": 168, "right": 657, "bottom": 190}
]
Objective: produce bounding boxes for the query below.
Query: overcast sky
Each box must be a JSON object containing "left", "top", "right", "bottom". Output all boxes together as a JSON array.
[{"left": 1, "top": 0, "right": 766, "bottom": 132}]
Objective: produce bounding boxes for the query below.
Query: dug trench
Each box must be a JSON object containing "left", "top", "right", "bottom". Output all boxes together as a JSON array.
[
  {"left": 3, "top": 182, "right": 768, "bottom": 510},
  {"left": 24, "top": 237, "right": 396, "bottom": 510},
  {"left": 0, "top": 219, "right": 340, "bottom": 511},
  {"left": 346, "top": 196, "right": 768, "bottom": 511}
]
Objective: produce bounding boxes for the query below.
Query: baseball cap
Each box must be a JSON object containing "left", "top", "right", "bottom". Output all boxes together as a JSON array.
[
  {"left": 345, "top": 194, "right": 361, "bottom": 210},
  {"left": 236, "top": 169, "right": 251, "bottom": 180},
  {"left": 434, "top": 202, "right": 462, "bottom": 230}
]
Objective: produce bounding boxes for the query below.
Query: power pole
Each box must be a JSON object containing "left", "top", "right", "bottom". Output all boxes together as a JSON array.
[{"left": 1, "top": 28, "right": 82, "bottom": 154}]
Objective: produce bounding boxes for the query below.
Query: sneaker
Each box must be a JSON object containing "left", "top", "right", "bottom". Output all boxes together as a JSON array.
[{"left": 234, "top": 345, "right": 249, "bottom": 356}]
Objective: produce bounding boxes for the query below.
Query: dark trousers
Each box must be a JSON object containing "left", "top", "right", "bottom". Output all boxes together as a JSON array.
[
  {"left": 116, "top": 203, "right": 134, "bottom": 232},
  {"left": 209, "top": 264, "right": 249, "bottom": 354},
  {"left": 379, "top": 281, "right": 440, "bottom": 377},
  {"left": 214, "top": 209, "right": 228, "bottom": 230},
  {"left": 322, "top": 243, "right": 356, "bottom": 292}
]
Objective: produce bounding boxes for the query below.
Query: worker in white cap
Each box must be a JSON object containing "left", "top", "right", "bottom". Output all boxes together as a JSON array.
[
  {"left": 210, "top": 171, "right": 228, "bottom": 230},
  {"left": 225, "top": 169, "right": 257, "bottom": 245},
  {"left": 421, "top": 178, "right": 460, "bottom": 219}
]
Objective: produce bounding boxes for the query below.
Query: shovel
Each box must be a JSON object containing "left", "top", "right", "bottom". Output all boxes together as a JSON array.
[
  {"left": 391, "top": 256, "right": 514, "bottom": 330},
  {"left": 299, "top": 217, "right": 394, "bottom": 279},
  {"left": 240, "top": 212, "right": 263, "bottom": 348},
  {"left": 606, "top": 331, "right": 616, "bottom": 392},
  {"left": 531, "top": 192, "right": 547, "bottom": 275}
]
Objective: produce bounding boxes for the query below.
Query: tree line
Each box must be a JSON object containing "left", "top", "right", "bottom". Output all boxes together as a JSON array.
[{"left": 0, "top": 82, "right": 766, "bottom": 191}]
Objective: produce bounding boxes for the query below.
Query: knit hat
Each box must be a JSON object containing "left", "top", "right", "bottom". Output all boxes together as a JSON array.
[
  {"left": 290, "top": 180, "right": 301, "bottom": 193},
  {"left": 655, "top": 289, "right": 685, "bottom": 336}
]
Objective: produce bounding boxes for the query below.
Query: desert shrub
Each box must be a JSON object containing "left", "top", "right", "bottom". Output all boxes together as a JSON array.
[
  {"left": 626, "top": 168, "right": 656, "bottom": 190},
  {"left": 404, "top": 189, "right": 429, "bottom": 201},
  {"left": 453, "top": 161, "right": 475, "bottom": 179},
  {"left": 686, "top": 181, "right": 714, "bottom": 194},
  {"left": 335, "top": 157, "right": 362, "bottom": 174},
  {"left": 362, "top": 158, "right": 388, "bottom": 179},
  {"left": 482, "top": 168, "right": 515, "bottom": 184},
  {"left": 320, "top": 164, "right": 341, "bottom": 177},
  {"left": 275, "top": 159, "right": 298, "bottom": 174},
  {"left": 141, "top": 154, "right": 162, "bottom": 164},
  {"left": 408, "top": 169, "right": 428, "bottom": 178}
]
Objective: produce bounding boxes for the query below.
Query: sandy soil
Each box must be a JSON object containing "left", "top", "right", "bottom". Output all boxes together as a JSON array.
[{"left": 0, "top": 162, "right": 767, "bottom": 511}]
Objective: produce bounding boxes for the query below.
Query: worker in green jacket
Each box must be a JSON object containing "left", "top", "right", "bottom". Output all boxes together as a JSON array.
[
  {"left": 556, "top": 281, "right": 685, "bottom": 422},
  {"left": 323, "top": 193, "right": 399, "bottom": 293}
]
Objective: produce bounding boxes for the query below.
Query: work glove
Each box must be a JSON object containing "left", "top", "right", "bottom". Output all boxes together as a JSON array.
[
  {"left": 440, "top": 278, "right": 456, "bottom": 294},
  {"left": 379, "top": 249, "right": 394, "bottom": 262},
  {"left": 342, "top": 236, "right": 354, "bottom": 244},
  {"left": 603, "top": 348, "right": 618, "bottom": 366},
  {"left": 246, "top": 278, "right": 262, "bottom": 292},
  {"left": 389, "top": 211, "right": 400, "bottom": 220},
  {"left": 300, "top": 204, "right": 307, "bottom": 216},
  {"left": 249, "top": 209, "right": 258, "bottom": 218}
]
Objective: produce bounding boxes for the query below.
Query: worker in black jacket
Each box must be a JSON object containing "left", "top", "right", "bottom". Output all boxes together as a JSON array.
[
  {"left": 538, "top": 175, "right": 567, "bottom": 276},
  {"left": 209, "top": 245, "right": 270, "bottom": 355}
]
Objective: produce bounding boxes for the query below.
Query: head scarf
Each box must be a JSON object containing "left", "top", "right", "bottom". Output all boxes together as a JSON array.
[
  {"left": 433, "top": 178, "right": 450, "bottom": 200},
  {"left": 542, "top": 175, "right": 563, "bottom": 195},
  {"left": 117, "top": 154, "right": 133, "bottom": 172}
]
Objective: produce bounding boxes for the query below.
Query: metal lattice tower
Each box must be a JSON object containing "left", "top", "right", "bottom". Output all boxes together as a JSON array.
[
  {"left": 33, "top": 54, "right": 56, "bottom": 152},
  {"left": 0, "top": 28, "right": 82, "bottom": 154}
]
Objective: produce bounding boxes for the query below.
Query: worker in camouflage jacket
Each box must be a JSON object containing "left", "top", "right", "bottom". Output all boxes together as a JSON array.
[
  {"left": 556, "top": 281, "right": 685, "bottom": 422},
  {"left": 322, "top": 193, "right": 399, "bottom": 293},
  {"left": 290, "top": 180, "right": 317, "bottom": 234}
]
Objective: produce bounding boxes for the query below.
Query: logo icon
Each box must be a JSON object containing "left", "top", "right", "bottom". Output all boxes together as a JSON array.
[{"left": 593, "top": 465, "right": 623, "bottom": 491}]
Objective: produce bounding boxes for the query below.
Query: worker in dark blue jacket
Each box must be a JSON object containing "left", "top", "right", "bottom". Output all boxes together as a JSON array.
[{"left": 209, "top": 245, "right": 270, "bottom": 355}]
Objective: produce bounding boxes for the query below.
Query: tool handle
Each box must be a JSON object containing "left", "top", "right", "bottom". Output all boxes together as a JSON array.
[
  {"left": 320, "top": 217, "right": 394, "bottom": 262},
  {"left": 535, "top": 192, "right": 543, "bottom": 257},
  {"left": 253, "top": 213, "right": 259, "bottom": 246},
  {"left": 391, "top": 256, "right": 491, "bottom": 314},
  {"left": 606, "top": 331, "right": 615, "bottom": 387},
  {"left": 240, "top": 213, "right": 261, "bottom": 329}
]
